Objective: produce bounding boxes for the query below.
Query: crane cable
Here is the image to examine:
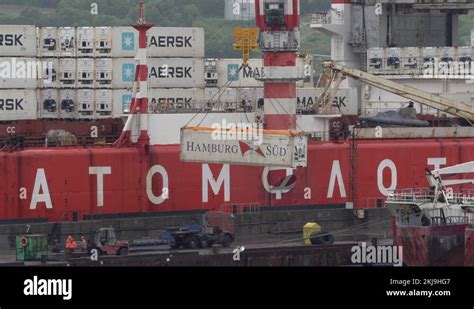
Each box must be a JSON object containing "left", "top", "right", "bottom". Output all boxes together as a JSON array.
[
  {"left": 184, "top": 65, "right": 245, "bottom": 127},
  {"left": 186, "top": 2, "right": 256, "bottom": 128}
]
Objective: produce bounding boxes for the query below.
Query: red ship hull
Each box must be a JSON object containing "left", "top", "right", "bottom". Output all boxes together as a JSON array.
[
  {"left": 393, "top": 223, "right": 467, "bottom": 266},
  {"left": 3, "top": 138, "right": 474, "bottom": 222},
  {"left": 464, "top": 228, "right": 474, "bottom": 266}
]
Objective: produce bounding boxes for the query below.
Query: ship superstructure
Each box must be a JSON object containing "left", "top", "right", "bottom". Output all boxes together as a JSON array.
[{"left": 312, "top": 0, "right": 474, "bottom": 118}]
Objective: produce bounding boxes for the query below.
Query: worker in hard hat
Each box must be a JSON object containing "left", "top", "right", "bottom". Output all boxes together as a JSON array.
[
  {"left": 65, "top": 235, "right": 77, "bottom": 254},
  {"left": 80, "top": 235, "right": 88, "bottom": 253}
]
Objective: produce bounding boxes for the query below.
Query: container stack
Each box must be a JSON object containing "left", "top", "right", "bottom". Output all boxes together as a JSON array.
[
  {"left": 0, "top": 25, "right": 329, "bottom": 121},
  {"left": 367, "top": 46, "right": 473, "bottom": 78},
  {"left": 202, "top": 55, "right": 316, "bottom": 113},
  {"left": 37, "top": 26, "right": 116, "bottom": 119},
  {"left": 0, "top": 25, "right": 38, "bottom": 121},
  {"left": 0, "top": 25, "right": 207, "bottom": 120},
  {"left": 112, "top": 26, "right": 206, "bottom": 116}
]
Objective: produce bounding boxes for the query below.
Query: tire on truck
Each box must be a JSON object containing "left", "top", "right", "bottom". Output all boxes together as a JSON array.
[
  {"left": 309, "top": 231, "right": 334, "bottom": 245},
  {"left": 222, "top": 234, "right": 233, "bottom": 247},
  {"left": 170, "top": 237, "right": 180, "bottom": 249},
  {"left": 186, "top": 236, "right": 198, "bottom": 249},
  {"left": 198, "top": 236, "right": 209, "bottom": 248}
]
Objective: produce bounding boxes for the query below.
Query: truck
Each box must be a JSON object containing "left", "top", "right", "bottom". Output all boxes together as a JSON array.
[
  {"left": 164, "top": 211, "right": 235, "bottom": 249},
  {"left": 88, "top": 227, "right": 129, "bottom": 256}
]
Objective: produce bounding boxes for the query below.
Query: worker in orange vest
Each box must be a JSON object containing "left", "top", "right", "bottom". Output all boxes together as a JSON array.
[{"left": 65, "top": 235, "right": 77, "bottom": 254}]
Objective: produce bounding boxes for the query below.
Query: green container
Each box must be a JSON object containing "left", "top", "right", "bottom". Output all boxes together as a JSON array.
[{"left": 16, "top": 234, "right": 48, "bottom": 261}]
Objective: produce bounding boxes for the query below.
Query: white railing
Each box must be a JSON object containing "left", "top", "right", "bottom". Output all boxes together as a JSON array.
[
  {"left": 387, "top": 187, "right": 474, "bottom": 206},
  {"left": 386, "top": 188, "right": 433, "bottom": 203},
  {"left": 423, "top": 208, "right": 469, "bottom": 226}
]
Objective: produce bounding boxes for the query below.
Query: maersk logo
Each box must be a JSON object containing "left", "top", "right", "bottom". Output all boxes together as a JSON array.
[
  {"left": 228, "top": 64, "right": 240, "bottom": 81},
  {"left": 122, "top": 63, "right": 135, "bottom": 82},
  {"left": 121, "top": 32, "right": 135, "bottom": 51},
  {"left": 122, "top": 94, "right": 132, "bottom": 113}
]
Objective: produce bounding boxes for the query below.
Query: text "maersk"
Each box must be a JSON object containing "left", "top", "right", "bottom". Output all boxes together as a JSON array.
[
  {"left": 0, "top": 99, "right": 24, "bottom": 111},
  {"left": 150, "top": 36, "right": 192, "bottom": 48},
  {"left": 150, "top": 67, "right": 192, "bottom": 78},
  {"left": 0, "top": 34, "right": 23, "bottom": 46}
]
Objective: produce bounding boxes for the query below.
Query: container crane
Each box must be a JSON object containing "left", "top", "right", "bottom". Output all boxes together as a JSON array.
[
  {"left": 180, "top": 0, "right": 308, "bottom": 168},
  {"left": 318, "top": 61, "right": 474, "bottom": 124}
]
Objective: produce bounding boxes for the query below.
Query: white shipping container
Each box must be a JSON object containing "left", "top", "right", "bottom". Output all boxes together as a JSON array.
[
  {"left": 0, "top": 57, "right": 38, "bottom": 89},
  {"left": 39, "top": 88, "right": 59, "bottom": 118},
  {"left": 438, "top": 46, "right": 455, "bottom": 61},
  {"left": 0, "top": 25, "right": 37, "bottom": 57},
  {"left": 113, "top": 89, "right": 132, "bottom": 114},
  {"left": 39, "top": 58, "right": 59, "bottom": 88},
  {"left": 401, "top": 47, "right": 419, "bottom": 75},
  {"left": 77, "top": 27, "right": 94, "bottom": 57},
  {"left": 59, "top": 89, "right": 77, "bottom": 118},
  {"left": 113, "top": 88, "right": 205, "bottom": 115},
  {"left": 112, "top": 58, "right": 205, "bottom": 88},
  {"left": 421, "top": 47, "right": 437, "bottom": 59},
  {"left": 58, "top": 27, "right": 76, "bottom": 57},
  {"left": 0, "top": 90, "right": 37, "bottom": 121},
  {"left": 204, "top": 88, "right": 239, "bottom": 111},
  {"left": 239, "top": 88, "right": 262, "bottom": 103},
  {"left": 59, "top": 58, "right": 76, "bottom": 87},
  {"left": 385, "top": 47, "right": 401, "bottom": 74},
  {"left": 111, "top": 27, "right": 205, "bottom": 58},
  {"left": 95, "top": 27, "right": 112, "bottom": 57},
  {"left": 95, "top": 58, "right": 113, "bottom": 87},
  {"left": 39, "top": 27, "right": 58, "bottom": 57},
  {"left": 296, "top": 88, "right": 359, "bottom": 115},
  {"left": 180, "top": 127, "right": 308, "bottom": 168},
  {"left": 242, "top": 87, "right": 359, "bottom": 115},
  {"left": 77, "top": 89, "right": 94, "bottom": 114},
  {"left": 204, "top": 58, "right": 219, "bottom": 87},
  {"left": 77, "top": 58, "right": 95, "bottom": 87},
  {"left": 367, "top": 48, "right": 384, "bottom": 74},
  {"left": 217, "top": 58, "right": 307, "bottom": 88},
  {"left": 436, "top": 47, "right": 456, "bottom": 78},
  {"left": 95, "top": 89, "right": 113, "bottom": 115},
  {"left": 421, "top": 47, "right": 437, "bottom": 78},
  {"left": 457, "top": 46, "right": 472, "bottom": 61}
]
